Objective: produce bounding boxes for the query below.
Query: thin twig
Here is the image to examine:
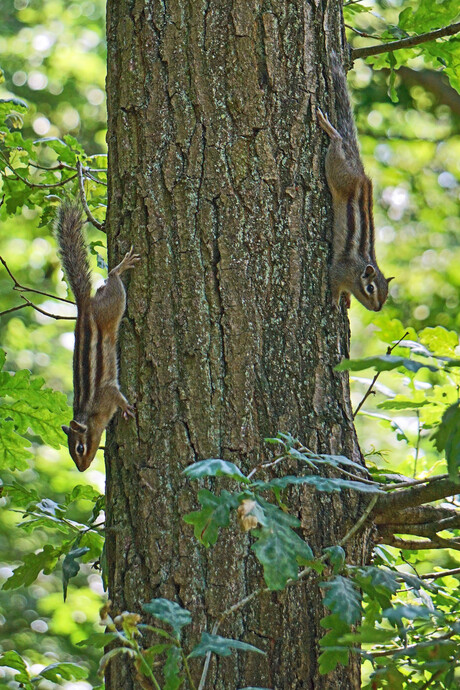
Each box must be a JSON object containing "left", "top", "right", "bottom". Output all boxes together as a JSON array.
[
  {"left": 352, "top": 21, "right": 460, "bottom": 60},
  {"left": 353, "top": 332, "right": 409, "bottom": 418},
  {"left": 0, "top": 255, "right": 75, "bottom": 304},
  {"left": 0, "top": 150, "right": 78, "bottom": 188},
  {"left": 371, "top": 631, "right": 456, "bottom": 659},
  {"left": 246, "top": 453, "right": 287, "bottom": 480},
  {"left": 76, "top": 159, "right": 105, "bottom": 231},
  {"left": 418, "top": 566, "right": 460, "bottom": 580},
  {"left": 381, "top": 473, "right": 448, "bottom": 491},
  {"left": 0, "top": 303, "right": 28, "bottom": 317},
  {"left": 20, "top": 296, "right": 75, "bottom": 320},
  {"left": 345, "top": 24, "right": 381, "bottom": 40}
]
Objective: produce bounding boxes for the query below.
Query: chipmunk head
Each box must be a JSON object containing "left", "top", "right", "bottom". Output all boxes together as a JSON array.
[
  {"left": 62, "top": 420, "right": 101, "bottom": 471},
  {"left": 355, "top": 264, "right": 394, "bottom": 312}
]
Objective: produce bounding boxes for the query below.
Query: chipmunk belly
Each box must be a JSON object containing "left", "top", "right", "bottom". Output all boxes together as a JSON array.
[{"left": 97, "top": 330, "right": 119, "bottom": 388}]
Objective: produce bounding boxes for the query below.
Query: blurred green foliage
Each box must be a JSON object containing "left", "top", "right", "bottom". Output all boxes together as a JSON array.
[{"left": 0, "top": 0, "right": 459, "bottom": 687}]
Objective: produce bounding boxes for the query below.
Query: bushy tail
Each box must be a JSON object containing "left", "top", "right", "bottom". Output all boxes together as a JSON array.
[
  {"left": 329, "top": 51, "right": 360, "bottom": 158},
  {"left": 55, "top": 202, "right": 91, "bottom": 305}
]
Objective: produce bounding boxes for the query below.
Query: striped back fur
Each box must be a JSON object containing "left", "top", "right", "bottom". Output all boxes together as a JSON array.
[{"left": 55, "top": 202, "right": 91, "bottom": 306}]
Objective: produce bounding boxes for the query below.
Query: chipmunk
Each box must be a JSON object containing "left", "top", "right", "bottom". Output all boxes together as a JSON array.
[
  {"left": 317, "top": 54, "right": 393, "bottom": 311},
  {"left": 56, "top": 202, "right": 139, "bottom": 471}
]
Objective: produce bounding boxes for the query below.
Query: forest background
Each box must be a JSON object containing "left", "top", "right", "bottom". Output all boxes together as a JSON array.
[{"left": 0, "top": 0, "right": 460, "bottom": 687}]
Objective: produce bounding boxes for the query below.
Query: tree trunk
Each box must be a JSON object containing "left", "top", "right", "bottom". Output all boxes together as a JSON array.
[{"left": 105, "top": 0, "right": 371, "bottom": 687}]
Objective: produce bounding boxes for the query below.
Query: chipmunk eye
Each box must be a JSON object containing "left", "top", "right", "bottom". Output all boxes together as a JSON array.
[
  {"left": 76, "top": 443, "right": 85, "bottom": 455},
  {"left": 366, "top": 284, "right": 375, "bottom": 294}
]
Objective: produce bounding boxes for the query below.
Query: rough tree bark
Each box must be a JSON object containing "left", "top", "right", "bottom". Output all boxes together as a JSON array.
[{"left": 104, "top": 0, "right": 372, "bottom": 687}]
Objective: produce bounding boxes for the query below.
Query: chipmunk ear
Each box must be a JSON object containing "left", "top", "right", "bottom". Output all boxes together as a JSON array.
[
  {"left": 387, "top": 276, "right": 395, "bottom": 283},
  {"left": 364, "top": 264, "right": 376, "bottom": 278},
  {"left": 62, "top": 425, "right": 70, "bottom": 436},
  {"left": 70, "top": 420, "right": 87, "bottom": 433}
]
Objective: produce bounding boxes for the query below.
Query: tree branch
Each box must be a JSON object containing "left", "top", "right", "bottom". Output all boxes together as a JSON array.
[
  {"left": 375, "top": 477, "right": 460, "bottom": 514},
  {"left": 374, "top": 504, "right": 456, "bottom": 526},
  {"left": 378, "top": 535, "right": 460, "bottom": 551},
  {"left": 352, "top": 21, "right": 460, "bottom": 60}
]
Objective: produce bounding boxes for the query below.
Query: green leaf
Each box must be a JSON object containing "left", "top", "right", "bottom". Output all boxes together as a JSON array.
[
  {"left": 62, "top": 546, "right": 90, "bottom": 600},
  {"left": 335, "top": 355, "right": 438, "bottom": 374},
  {"left": 320, "top": 576, "right": 362, "bottom": 624},
  {"left": 183, "top": 458, "right": 250, "bottom": 483},
  {"left": 183, "top": 489, "right": 240, "bottom": 546},
  {"left": 0, "top": 362, "right": 70, "bottom": 456},
  {"left": 98, "top": 647, "right": 135, "bottom": 676},
  {"left": 38, "top": 662, "right": 88, "bottom": 682},
  {"left": 253, "top": 474, "right": 382, "bottom": 494},
  {"left": 164, "top": 646, "right": 182, "bottom": 690},
  {"left": 431, "top": 403, "right": 460, "bottom": 482},
  {"left": 0, "top": 651, "right": 30, "bottom": 683},
  {"left": 3, "top": 481, "right": 40, "bottom": 506},
  {"left": 384, "top": 604, "right": 437, "bottom": 626},
  {"left": 3, "top": 544, "right": 63, "bottom": 589},
  {"left": 66, "top": 484, "right": 102, "bottom": 503},
  {"left": 353, "top": 566, "right": 399, "bottom": 595},
  {"left": 77, "top": 632, "right": 119, "bottom": 648},
  {"left": 323, "top": 546, "right": 346, "bottom": 574},
  {"left": 0, "top": 419, "right": 32, "bottom": 470},
  {"left": 251, "top": 499, "right": 313, "bottom": 590},
  {"left": 142, "top": 598, "right": 191, "bottom": 637},
  {"left": 188, "top": 632, "right": 265, "bottom": 658},
  {"left": 318, "top": 614, "right": 350, "bottom": 674},
  {"left": 419, "top": 326, "right": 459, "bottom": 357}
]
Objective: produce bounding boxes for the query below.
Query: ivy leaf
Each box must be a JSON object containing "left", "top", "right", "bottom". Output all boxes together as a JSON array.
[
  {"left": 38, "top": 662, "right": 88, "bottom": 682},
  {"left": 62, "top": 547, "right": 90, "bottom": 600},
  {"left": 164, "top": 646, "right": 182, "bottom": 690},
  {"left": 335, "top": 355, "right": 438, "bottom": 374},
  {"left": 188, "top": 632, "right": 265, "bottom": 658},
  {"left": 142, "top": 598, "right": 191, "bottom": 638},
  {"left": 251, "top": 499, "right": 313, "bottom": 590},
  {"left": 431, "top": 403, "right": 460, "bottom": 482},
  {"left": 183, "top": 489, "right": 240, "bottom": 546},
  {"left": 183, "top": 458, "right": 250, "bottom": 483},
  {"left": 3, "top": 544, "right": 63, "bottom": 590},
  {"left": 320, "top": 576, "right": 362, "bottom": 624}
]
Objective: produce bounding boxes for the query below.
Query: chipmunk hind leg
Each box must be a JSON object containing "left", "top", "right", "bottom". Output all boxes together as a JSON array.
[{"left": 110, "top": 247, "right": 140, "bottom": 277}]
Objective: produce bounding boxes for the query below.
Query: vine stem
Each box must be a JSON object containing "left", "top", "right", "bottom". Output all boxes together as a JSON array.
[{"left": 197, "top": 494, "right": 378, "bottom": 690}]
